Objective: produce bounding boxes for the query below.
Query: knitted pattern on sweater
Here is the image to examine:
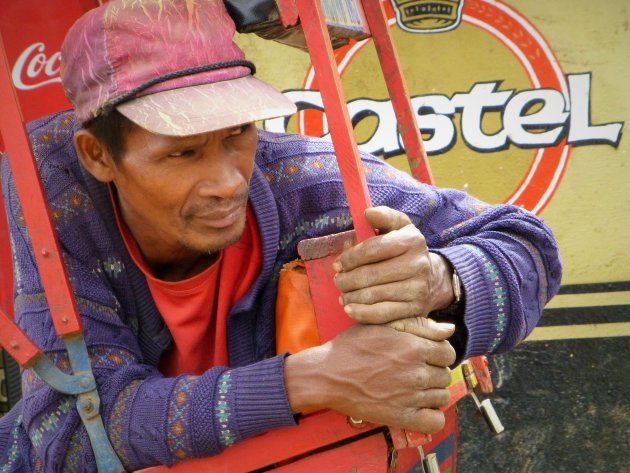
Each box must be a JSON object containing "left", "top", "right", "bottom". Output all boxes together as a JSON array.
[{"left": 0, "top": 111, "right": 562, "bottom": 472}]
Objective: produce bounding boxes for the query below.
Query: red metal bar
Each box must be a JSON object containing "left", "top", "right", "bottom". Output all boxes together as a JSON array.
[
  {"left": 298, "top": 231, "right": 357, "bottom": 343},
  {"left": 295, "top": 0, "right": 375, "bottom": 242},
  {"left": 137, "top": 410, "right": 381, "bottom": 473},
  {"left": 0, "top": 32, "right": 82, "bottom": 336},
  {"left": 136, "top": 365, "right": 471, "bottom": 472},
  {"left": 0, "top": 308, "right": 42, "bottom": 367},
  {"left": 276, "top": 0, "right": 300, "bottom": 27},
  {"left": 271, "top": 433, "right": 389, "bottom": 472},
  {"left": 360, "top": 0, "right": 433, "bottom": 184}
]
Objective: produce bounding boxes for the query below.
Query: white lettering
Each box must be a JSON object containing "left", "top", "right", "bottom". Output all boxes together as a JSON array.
[
  {"left": 567, "top": 73, "right": 623, "bottom": 146},
  {"left": 12, "top": 42, "right": 62, "bottom": 91},
  {"left": 451, "top": 82, "right": 512, "bottom": 151},
  {"left": 504, "top": 89, "right": 568, "bottom": 147},
  {"left": 412, "top": 95, "right": 456, "bottom": 154},
  {"left": 263, "top": 73, "right": 623, "bottom": 154},
  {"left": 347, "top": 98, "right": 400, "bottom": 156}
]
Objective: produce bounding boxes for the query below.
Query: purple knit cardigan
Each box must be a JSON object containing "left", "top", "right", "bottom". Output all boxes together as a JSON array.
[{"left": 0, "top": 111, "right": 561, "bottom": 472}]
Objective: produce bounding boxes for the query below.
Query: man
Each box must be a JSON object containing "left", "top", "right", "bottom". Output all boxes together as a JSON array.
[{"left": 0, "top": 0, "right": 562, "bottom": 471}]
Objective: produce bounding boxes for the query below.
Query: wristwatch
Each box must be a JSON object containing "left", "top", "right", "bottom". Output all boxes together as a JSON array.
[{"left": 452, "top": 267, "right": 462, "bottom": 304}]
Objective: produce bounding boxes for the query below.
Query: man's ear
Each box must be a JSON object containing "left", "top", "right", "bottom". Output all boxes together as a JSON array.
[{"left": 73, "top": 129, "right": 117, "bottom": 183}]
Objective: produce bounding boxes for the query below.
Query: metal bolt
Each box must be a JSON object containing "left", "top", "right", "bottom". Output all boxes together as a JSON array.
[
  {"left": 80, "top": 399, "right": 94, "bottom": 413},
  {"left": 61, "top": 316, "right": 68, "bottom": 324},
  {"left": 41, "top": 248, "right": 49, "bottom": 257},
  {"left": 80, "top": 377, "right": 91, "bottom": 389},
  {"left": 348, "top": 417, "right": 365, "bottom": 427},
  {"left": 10, "top": 340, "right": 19, "bottom": 349}
]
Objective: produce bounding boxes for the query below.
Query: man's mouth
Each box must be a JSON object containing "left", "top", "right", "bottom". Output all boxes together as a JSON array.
[{"left": 192, "top": 203, "right": 244, "bottom": 229}]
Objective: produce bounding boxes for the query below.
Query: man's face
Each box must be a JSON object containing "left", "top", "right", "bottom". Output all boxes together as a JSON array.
[{"left": 109, "top": 122, "right": 257, "bottom": 267}]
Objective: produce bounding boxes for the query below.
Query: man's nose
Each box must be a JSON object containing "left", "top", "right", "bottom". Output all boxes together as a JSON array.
[{"left": 196, "top": 152, "right": 245, "bottom": 199}]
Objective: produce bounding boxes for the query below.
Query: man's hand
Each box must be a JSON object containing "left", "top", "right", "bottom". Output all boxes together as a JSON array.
[
  {"left": 333, "top": 206, "right": 454, "bottom": 324},
  {"left": 284, "top": 318, "right": 457, "bottom": 433}
]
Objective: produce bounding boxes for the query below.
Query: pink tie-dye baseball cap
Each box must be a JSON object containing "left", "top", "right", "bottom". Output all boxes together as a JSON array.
[{"left": 60, "top": 0, "right": 296, "bottom": 136}]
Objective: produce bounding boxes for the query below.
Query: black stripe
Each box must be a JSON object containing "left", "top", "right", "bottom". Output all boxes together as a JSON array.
[
  {"left": 103, "top": 60, "right": 256, "bottom": 114},
  {"left": 557, "top": 281, "right": 630, "bottom": 295},
  {"left": 539, "top": 305, "right": 630, "bottom": 327}
]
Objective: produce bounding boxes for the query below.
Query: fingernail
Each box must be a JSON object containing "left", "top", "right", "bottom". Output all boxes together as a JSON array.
[
  {"left": 343, "top": 305, "right": 352, "bottom": 315},
  {"left": 332, "top": 260, "right": 342, "bottom": 273},
  {"left": 338, "top": 296, "right": 344, "bottom": 306},
  {"left": 437, "top": 322, "right": 455, "bottom": 331}
]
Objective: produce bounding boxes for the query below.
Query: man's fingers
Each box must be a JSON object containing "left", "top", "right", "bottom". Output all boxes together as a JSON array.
[
  {"left": 404, "top": 407, "right": 446, "bottom": 434},
  {"left": 365, "top": 206, "right": 413, "bottom": 233},
  {"left": 333, "top": 230, "right": 413, "bottom": 273},
  {"left": 335, "top": 245, "right": 426, "bottom": 292},
  {"left": 340, "top": 279, "right": 427, "bottom": 306},
  {"left": 387, "top": 317, "right": 455, "bottom": 341},
  {"left": 344, "top": 300, "right": 425, "bottom": 324},
  {"left": 419, "top": 365, "right": 453, "bottom": 390},
  {"left": 415, "top": 408, "right": 446, "bottom": 434},
  {"left": 416, "top": 337, "right": 456, "bottom": 367},
  {"left": 336, "top": 257, "right": 423, "bottom": 296}
]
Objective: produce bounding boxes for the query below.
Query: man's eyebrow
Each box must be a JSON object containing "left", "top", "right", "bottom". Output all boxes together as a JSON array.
[{"left": 156, "top": 134, "right": 209, "bottom": 149}]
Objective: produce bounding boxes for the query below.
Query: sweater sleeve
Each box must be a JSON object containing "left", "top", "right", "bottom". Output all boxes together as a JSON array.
[
  {"left": 1, "top": 153, "right": 295, "bottom": 472},
  {"left": 364, "top": 156, "right": 563, "bottom": 361}
]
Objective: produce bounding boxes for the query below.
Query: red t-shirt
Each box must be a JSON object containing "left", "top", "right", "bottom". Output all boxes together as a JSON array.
[{"left": 111, "top": 190, "right": 261, "bottom": 376}]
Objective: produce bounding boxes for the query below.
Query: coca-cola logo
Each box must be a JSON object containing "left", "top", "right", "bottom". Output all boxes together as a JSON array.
[{"left": 12, "top": 42, "right": 61, "bottom": 91}]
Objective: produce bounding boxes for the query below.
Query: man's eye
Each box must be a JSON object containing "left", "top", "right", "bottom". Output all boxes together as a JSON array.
[
  {"left": 168, "top": 149, "right": 195, "bottom": 158},
  {"left": 228, "top": 123, "right": 252, "bottom": 137}
]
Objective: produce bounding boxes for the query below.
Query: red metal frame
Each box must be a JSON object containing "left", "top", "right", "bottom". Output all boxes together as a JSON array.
[{"left": 0, "top": 308, "right": 42, "bottom": 368}]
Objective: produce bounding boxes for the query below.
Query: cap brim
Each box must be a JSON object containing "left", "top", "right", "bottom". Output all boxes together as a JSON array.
[{"left": 117, "top": 75, "right": 297, "bottom": 136}]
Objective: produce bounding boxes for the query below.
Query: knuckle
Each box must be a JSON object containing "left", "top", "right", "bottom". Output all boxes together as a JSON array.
[
  {"left": 358, "top": 269, "right": 373, "bottom": 289},
  {"left": 352, "top": 305, "right": 380, "bottom": 324},
  {"left": 383, "top": 302, "right": 399, "bottom": 322},
  {"left": 442, "top": 368, "right": 453, "bottom": 387},
  {"left": 408, "top": 299, "right": 424, "bottom": 317},
  {"left": 364, "top": 242, "right": 382, "bottom": 262},
  {"left": 444, "top": 343, "right": 456, "bottom": 366},
  {"left": 439, "top": 389, "right": 452, "bottom": 407},
  {"left": 429, "top": 411, "right": 446, "bottom": 433},
  {"left": 348, "top": 305, "right": 367, "bottom": 323},
  {"left": 342, "top": 289, "right": 359, "bottom": 305},
  {"left": 407, "top": 317, "right": 423, "bottom": 331},
  {"left": 437, "top": 341, "right": 455, "bottom": 366},
  {"left": 386, "top": 319, "right": 404, "bottom": 332},
  {"left": 416, "top": 369, "right": 429, "bottom": 389},
  {"left": 340, "top": 249, "right": 356, "bottom": 270},
  {"left": 410, "top": 227, "right": 426, "bottom": 245},
  {"left": 334, "top": 272, "right": 347, "bottom": 291},
  {"left": 407, "top": 277, "right": 423, "bottom": 295}
]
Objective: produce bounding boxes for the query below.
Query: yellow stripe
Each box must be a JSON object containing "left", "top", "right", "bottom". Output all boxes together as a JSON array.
[
  {"left": 525, "top": 322, "right": 630, "bottom": 341},
  {"left": 448, "top": 364, "right": 464, "bottom": 388},
  {"left": 545, "top": 291, "right": 630, "bottom": 309}
]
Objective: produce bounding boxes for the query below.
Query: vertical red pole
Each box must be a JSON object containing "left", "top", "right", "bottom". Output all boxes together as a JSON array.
[
  {"left": 361, "top": 0, "right": 434, "bottom": 185},
  {"left": 0, "top": 32, "right": 82, "bottom": 336},
  {"left": 295, "top": 0, "right": 375, "bottom": 242}
]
